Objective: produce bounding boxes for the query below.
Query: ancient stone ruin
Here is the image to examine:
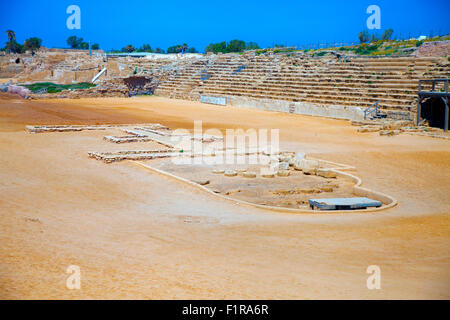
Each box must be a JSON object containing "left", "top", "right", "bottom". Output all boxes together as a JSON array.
[{"left": 2, "top": 43, "right": 449, "bottom": 124}]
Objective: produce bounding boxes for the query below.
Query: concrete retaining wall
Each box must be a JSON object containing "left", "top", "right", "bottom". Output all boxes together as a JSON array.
[{"left": 226, "top": 96, "right": 366, "bottom": 121}]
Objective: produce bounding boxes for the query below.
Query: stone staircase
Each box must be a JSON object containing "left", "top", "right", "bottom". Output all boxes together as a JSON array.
[{"left": 153, "top": 53, "right": 450, "bottom": 118}]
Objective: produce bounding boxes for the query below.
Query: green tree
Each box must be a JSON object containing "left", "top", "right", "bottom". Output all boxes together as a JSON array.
[
  {"left": 6, "top": 41, "right": 23, "bottom": 53},
  {"left": 227, "top": 39, "right": 246, "bottom": 52},
  {"left": 67, "top": 36, "right": 84, "bottom": 49},
  {"left": 24, "top": 37, "right": 42, "bottom": 53},
  {"left": 186, "top": 47, "right": 198, "bottom": 53},
  {"left": 154, "top": 47, "right": 164, "bottom": 53},
  {"left": 91, "top": 43, "right": 99, "bottom": 50},
  {"left": 80, "top": 42, "right": 89, "bottom": 50},
  {"left": 167, "top": 44, "right": 182, "bottom": 54},
  {"left": 205, "top": 41, "right": 227, "bottom": 53},
  {"left": 122, "top": 45, "right": 135, "bottom": 53},
  {"left": 358, "top": 30, "right": 370, "bottom": 43},
  {"left": 205, "top": 40, "right": 258, "bottom": 53},
  {"left": 381, "top": 29, "right": 394, "bottom": 40},
  {"left": 167, "top": 45, "right": 176, "bottom": 53},
  {"left": 5, "top": 30, "right": 23, "bottom": 53},
  {"left": 139, "top": 44, "right": 153, "bottom": 52},
  {"left": 246, "top": 42, "right": 259, "bottom": 50}
]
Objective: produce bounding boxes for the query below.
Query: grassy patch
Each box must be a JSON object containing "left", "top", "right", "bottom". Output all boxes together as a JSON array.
[
  {"left": 312, "top": 51, "right": 328, "bottom": 57},
  {"left": 355, "top": 44, "right": 380, "bottom": 55},
  {"left": 22, "top": 82, "right": 96, "bottom": 93},
  {"left": 255, "top": 48, "right": 296, "bottom": 55},
  {"left": 331, "top": 35, "right": 449, "bottom": 56}
]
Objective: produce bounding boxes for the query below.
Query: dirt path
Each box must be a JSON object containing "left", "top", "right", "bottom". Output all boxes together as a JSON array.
[{"left": 0, "top": 95, "right": 449, "bottom": 299}]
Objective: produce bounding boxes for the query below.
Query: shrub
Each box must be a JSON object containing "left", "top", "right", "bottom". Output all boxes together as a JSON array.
[{"left": 382, "top": 29, "right": 394, "bottom": 40}]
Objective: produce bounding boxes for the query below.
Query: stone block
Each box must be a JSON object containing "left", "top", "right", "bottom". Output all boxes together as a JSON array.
[{"left": 316, "top": 169, "right": 337, "bottom": 178}]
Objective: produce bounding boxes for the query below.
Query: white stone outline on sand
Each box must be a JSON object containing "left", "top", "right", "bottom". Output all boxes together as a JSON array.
[{"left": 133, "top": 157, "right": 398, "bottom": 215}]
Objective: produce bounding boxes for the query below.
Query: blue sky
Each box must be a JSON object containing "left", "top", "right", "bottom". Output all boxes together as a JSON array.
[{"left": 1, "top": 0, "right": 449, "bottom": 52}]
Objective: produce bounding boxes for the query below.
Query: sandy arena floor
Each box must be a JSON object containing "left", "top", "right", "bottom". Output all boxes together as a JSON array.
[
  {"left": 147, "top": 157, "right": 355, "bottom": 209},
  {"left": 0, "top": 94, "right": 449, "bottom": 299}
]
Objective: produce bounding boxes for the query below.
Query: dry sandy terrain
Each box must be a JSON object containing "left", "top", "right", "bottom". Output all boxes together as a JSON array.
[{"left": 0, "top": 94, "right": 449, "bottom": 299}]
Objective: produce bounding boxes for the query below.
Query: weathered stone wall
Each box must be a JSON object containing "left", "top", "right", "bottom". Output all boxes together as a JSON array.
[
  {"left": 226, "top": 96, "right": 366, "bottom": 120},
  {"left": 1, "top": 50, "right": 194, "bottom": 85},
  {"left": 0, "top": 50, "right": 105, "bottom": 84},
  {"left": 0, "top": 54, "right": 25, "bottom": 78}
]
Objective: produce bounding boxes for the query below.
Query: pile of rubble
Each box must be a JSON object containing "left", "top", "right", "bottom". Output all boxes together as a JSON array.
[
  {"left": 215, "top": 152, "right": 338, "bottom": 179},
  {"left": 413, "top": 40, "right": 450, "bottom": 57},
  {"left": 353, "top": 119, "right": 449, "bottom": 139},
  {"left": 282, "top": 152, "right": 337, "bottom": 178},
  {"left": 0, "top": 81, "right": 32, "bottom": 98},
  {"left": 202, "top": 151, "right": 338, "bottom": 180}
]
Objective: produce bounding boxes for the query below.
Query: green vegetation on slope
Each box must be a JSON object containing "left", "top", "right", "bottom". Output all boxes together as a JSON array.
[
  {"left": 312, "top": 35, "right": 450, "bottom": 56},
  {"left": 22, "top": 82, "right": 96, "bottom": 93}
]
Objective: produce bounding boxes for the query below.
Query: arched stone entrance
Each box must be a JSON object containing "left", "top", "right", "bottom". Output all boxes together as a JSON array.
[
  {"left": 420, "top": 97, "right": 448, "bottom": 129},
  {"left": 417, "top": 79, "right": 449, "bottom": 131}
]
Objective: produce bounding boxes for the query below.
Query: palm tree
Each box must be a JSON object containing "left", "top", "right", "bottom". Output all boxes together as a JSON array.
[
  {"left": 5, "top": 30, "right": 19, "bottom": 53},
  {"left": 6, "top": 30, "right": 15, "bottom": 42},
  {"left": 176, "top": 44, "right": 189, "bottom": 54}
]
